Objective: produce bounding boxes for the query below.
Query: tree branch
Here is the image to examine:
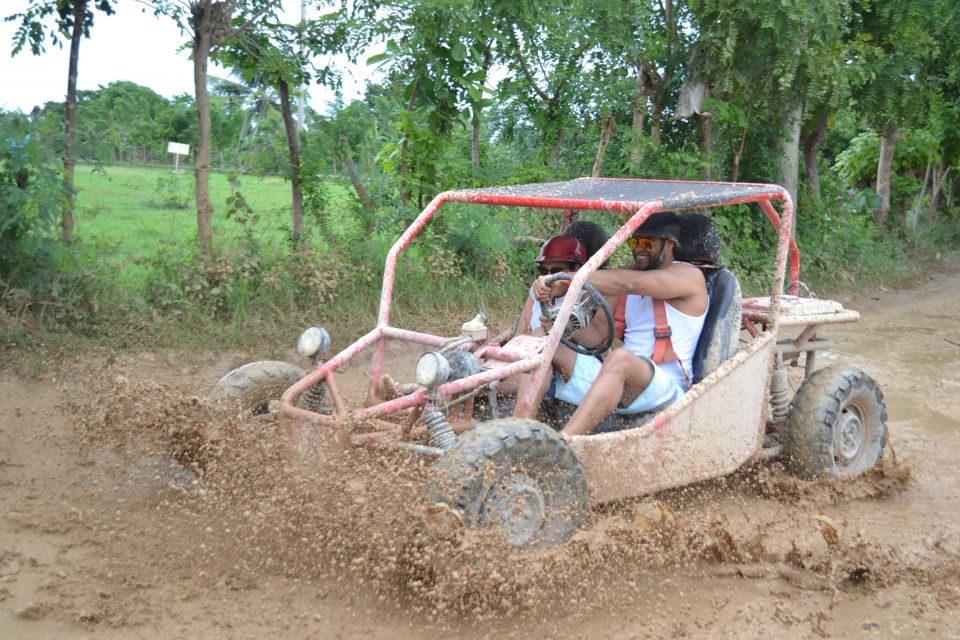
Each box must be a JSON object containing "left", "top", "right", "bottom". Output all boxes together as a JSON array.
[
  {"left": 229, "top": 0, "right": 281, "bottom": 38},
  {"left": 511, "top": 29, "right": 551, "bottom": 104}
]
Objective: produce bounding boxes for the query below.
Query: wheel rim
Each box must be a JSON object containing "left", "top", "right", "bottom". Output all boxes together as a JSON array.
[
  {"left": 478, "top": 472, "right": 546, "bottom": 547},
  {"left": 834, "top": 405, "right": 865, "bottom": 467}
]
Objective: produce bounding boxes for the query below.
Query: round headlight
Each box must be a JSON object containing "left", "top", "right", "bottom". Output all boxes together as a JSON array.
[
  {"left": 415, "top": 352, "right": 450, "bottom": 388},
  {"left": 297, "top": 326, "right": 330, "bottom": 358}
]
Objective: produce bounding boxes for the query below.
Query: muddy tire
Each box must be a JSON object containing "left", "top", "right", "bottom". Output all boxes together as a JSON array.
[
  {"left": 784, "top": 366, "right": 887, "bottom": 478},
  {"left": 210, "top": 361, "right": 306, "bottom": 414},
  {"left": 428, "top": 418, "right": 588, "bottom": 550}
]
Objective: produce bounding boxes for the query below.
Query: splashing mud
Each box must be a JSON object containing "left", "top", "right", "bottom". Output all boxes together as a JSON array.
[{"left": 56, "top": 370, "right": 947, "bottom": 631}]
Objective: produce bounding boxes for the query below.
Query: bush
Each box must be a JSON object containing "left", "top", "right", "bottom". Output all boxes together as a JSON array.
[
  {"left": 1, "top": 115, "right": 64, "bottom": 278},
  {"left": 144, "top": 171, "right": 193, "bottom": 209}
]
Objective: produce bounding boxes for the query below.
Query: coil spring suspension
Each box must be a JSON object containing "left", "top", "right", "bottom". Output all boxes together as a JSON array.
[
  {"left": 299, "top": 381, "right": 328, "bottom": 413},
  {"left": 425, "top": 409, "right": 457, "bottom": 451},
  {"left": 769, "top": 365, "right": 791, "bottom": 423}
]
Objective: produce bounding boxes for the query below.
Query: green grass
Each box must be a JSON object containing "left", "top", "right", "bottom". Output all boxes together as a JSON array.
[
  {"left": 50, "top": 163, "right": 527, "bottom": 353},
  {"left": 72, "top": 164, "right": 353, "bottom": 287}
]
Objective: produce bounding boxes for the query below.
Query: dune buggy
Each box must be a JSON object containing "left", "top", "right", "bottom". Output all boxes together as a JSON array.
[{"left": 212, "top": 178, "right": 887, "bottom": 550}]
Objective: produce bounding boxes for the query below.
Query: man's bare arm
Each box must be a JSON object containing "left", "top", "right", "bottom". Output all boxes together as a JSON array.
[{"left": 534, "top": 263, "right": 703, "bottom": 304}]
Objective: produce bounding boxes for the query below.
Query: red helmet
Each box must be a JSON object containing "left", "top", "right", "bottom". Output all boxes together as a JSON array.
[{"left": 536, "top": 235, "right": 588, "bottom": 265}]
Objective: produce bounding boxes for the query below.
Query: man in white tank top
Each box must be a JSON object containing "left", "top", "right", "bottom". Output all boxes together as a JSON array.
[{"left": 533, "top": 211, "right": 708, "bottom": 437}]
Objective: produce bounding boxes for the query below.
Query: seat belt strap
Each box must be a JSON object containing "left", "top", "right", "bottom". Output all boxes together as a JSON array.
[
  {"left": 652, "top": 298, "right": 692, "bottom": 388},
  {"left": 651, "top": 298, "right": 677, "bottom": 365},
  {"left": 614, "top": 295, "right": 627, "bottom": 341}
]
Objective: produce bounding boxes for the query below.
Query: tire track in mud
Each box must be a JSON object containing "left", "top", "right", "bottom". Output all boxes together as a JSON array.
[{"left": 2, "top": 265, "right": 960, "bottom": 638}]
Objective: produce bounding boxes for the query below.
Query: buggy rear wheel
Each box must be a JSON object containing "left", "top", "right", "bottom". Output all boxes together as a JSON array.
[
  {"left": 210, "top": 361, "right": 307, "bottom": 414},
  {"left": 427, "top": 418, "right": 588, "bottom": 550},
  {"left": 784, "top": 366, "right": 887, "bottom": 478}
]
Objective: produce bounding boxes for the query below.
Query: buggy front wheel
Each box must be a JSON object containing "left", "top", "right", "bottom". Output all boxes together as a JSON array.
[{"left": 427, "top": 418, "right": 589, "bottom": 550}]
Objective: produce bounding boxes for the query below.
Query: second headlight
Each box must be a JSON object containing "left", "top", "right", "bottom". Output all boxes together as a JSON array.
[{"left": 415, "top": 352, "right": 451, "bottom": 387}]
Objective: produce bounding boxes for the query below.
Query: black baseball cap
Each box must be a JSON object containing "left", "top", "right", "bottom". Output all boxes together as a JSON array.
[{"left": 634, "top": 211, "right": 681, "bottom": 246}]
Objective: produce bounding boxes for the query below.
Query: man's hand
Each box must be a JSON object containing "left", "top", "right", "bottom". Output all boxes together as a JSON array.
[
  {"left": 533, "top": 275, "right": 551, "bottom": 302},
  {"left": 533, "top": 275, "right": 570, "bottom": 302},
  {"left": 539, "top": 313, "right": 553, "bottom": 333}
]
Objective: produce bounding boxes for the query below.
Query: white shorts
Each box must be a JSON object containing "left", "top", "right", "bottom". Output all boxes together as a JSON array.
[{"left": 550, "top": 352, "right": 685, "bottom": 414}]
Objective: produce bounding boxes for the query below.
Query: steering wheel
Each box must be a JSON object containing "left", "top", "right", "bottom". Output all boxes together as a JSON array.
[{"left": 539, "top": 273, "right": 615, "bottom": 357}]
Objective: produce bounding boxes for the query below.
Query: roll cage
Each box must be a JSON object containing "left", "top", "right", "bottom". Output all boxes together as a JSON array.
[{"left": 278, "top": 177, "right": 797, "bottom": 445}]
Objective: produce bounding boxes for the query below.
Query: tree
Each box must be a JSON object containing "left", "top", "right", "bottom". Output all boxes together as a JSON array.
[
  {"left": 216, "top": 8, "right": 354, "bottom": 238},
  {"left": 6, "top": 0, "right": 115, "bottom": 244},
  {"left": 500, "top": 1, "right": 594, "bottom": 169},
  {"left": 153, "top": 0, "right": 281, "bottom": 257},
  {"left": 848, "top": 0, "right": 941, "bottom": 228},
  {"left": 365, "top": 0, "right": 497, "bottom": 203}
]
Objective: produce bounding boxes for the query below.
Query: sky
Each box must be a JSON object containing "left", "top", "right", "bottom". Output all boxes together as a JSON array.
[{"left": 0, "top": 0, "right": 375, "bottom": 114}]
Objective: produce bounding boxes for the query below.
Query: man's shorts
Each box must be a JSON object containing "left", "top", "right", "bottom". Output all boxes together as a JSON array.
[{"left": 548, "top": 352, "right": 685, "bottom": 414}]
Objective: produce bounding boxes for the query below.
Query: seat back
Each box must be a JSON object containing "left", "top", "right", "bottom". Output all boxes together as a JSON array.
[
  {"left": 691, "top": 267, "right": 741, "bottom": 384},
  {"left": 674, "top": 213, "right": 741, "bottom": 384}
]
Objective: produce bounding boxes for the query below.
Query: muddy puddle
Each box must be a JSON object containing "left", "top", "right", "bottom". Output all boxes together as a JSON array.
[{"left": 2, "top": 265, "right": 960, "bottom": 638}]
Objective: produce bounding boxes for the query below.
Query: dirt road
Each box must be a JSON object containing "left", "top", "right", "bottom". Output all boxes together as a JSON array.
[{"left": 1, "top": 265, "right": 959, "bottom": 639}]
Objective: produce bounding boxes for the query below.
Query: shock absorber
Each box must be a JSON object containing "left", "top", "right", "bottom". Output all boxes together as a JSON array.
[
  {"left": 769, "top": 363, "right": 791, "bottom": 424},
  {"left": 425, "top": 409, "right": 457, "bottom": 451},
  {"left": 298, "top": 380, "right": 329, "bottom": 413}
]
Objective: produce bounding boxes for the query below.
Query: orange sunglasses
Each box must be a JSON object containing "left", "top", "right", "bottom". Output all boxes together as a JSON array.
[{"left": 627, "top": 237, "right": 657, "bottom": 251}]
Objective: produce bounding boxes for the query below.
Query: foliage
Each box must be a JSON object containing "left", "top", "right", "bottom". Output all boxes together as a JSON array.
[
  {"left": 0, "top": 114, "right": 111, "bottom": 329},
  {"left": 147, "top": 171, "right": 193, "bottom": 209},
  {"left": 3, "top": 0, "right": 960, "bottom": 342},
  {"left": 0, "top": 113, "right": 64, "bottom": 279}
]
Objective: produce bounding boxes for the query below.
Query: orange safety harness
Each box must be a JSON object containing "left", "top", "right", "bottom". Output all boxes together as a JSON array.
[{"left": 613, "top": 296, "right": 679, "bottom": 365}]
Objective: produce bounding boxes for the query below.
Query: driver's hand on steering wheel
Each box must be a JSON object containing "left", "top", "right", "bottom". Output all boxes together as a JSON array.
[
  {"left": 539, "top": 313, "right": 554, "bottom": 334},
  {"left": 533, "top": 275, "right": 570, "bottom": 302}
]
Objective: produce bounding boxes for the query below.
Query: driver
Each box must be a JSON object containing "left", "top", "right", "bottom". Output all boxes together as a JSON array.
[
  {"left": 517, "top": 234, "right": 589, "bottom": 336},
  {"left": 534, "top": 211, "right": 708, "bottom": 436}
]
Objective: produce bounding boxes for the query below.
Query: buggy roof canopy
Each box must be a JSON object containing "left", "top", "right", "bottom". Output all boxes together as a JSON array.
[{"left": 445, "top": 177, "right": 784, "bottom": 213}]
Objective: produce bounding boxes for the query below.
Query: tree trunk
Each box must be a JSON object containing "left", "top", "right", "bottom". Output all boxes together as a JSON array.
[
  {"left": 547, "top": 128, "right": 565, "bottom": 169},
  {"left": 631, "top": 63, "right": 647, "bottom": 165},
  {"left": 700, "top": 116, "right": 713, "bottom": 180},
  {"left": 875, "top": 123, "right": 900, "bottom": 230},
  {"left": 650, "top": 96, "right": 663, "bottom": 144},
  {"left": 802, "top": 111, "right": 828, "bottom": 200},
  {"left": 592, "top": 116, "right": 615, "bottom": 177},
  {"left": 908, "top": 163, "right": 931, "bottom": 228},
  {"left": 779, "top": 105, "right": 803, "bottom": 229},
  {"left": 929, "top": 155, "right": 950, "bottom": 222},
  {"left": 341, "top": 136, "right": 374, "bottom": 212},
  {"left": 192, "top": 15, "right": 214, "bottom": 258},
  {"left": 470, "top": 45, "right": 492, "bottom": 173},
  {"left": 471, "top": 110, "right": 481, "bottom": 170},
  {"left": 731, "top": 104, "right": 752, "bottom": 183},
  {"left": 399, "top": 79, "right": 418, "bottom": 206},
  {"left": 400, "top": 136, "right": 410, "bottom": 205},
  {"left": 62, "top": 0, "right": 87, "bottom": 245},
  {"left": 278, "top": 79, "right": 304, "bottom": 237}
]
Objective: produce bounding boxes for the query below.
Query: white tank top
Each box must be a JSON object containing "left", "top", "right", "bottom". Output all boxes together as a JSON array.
[{"left": 622, "top": 294, "right": 707, "bottom": 389}]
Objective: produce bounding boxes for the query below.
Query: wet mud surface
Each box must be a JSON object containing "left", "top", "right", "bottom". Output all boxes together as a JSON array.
[{"left": 1, "top": 265, "right": 959, "bottom": 638}]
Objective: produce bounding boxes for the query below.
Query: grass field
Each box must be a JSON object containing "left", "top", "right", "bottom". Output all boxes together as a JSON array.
[
  {"left": 72, "top": 164, "right": 354, "bottom": 286},
  {"left": 59, "top": 163, "right": 529, "bottom": 345}
]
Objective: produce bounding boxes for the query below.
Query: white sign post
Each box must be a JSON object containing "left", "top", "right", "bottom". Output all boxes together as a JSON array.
[{"left": 167, "top": 141, "right": 190, "bottom": 173}]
